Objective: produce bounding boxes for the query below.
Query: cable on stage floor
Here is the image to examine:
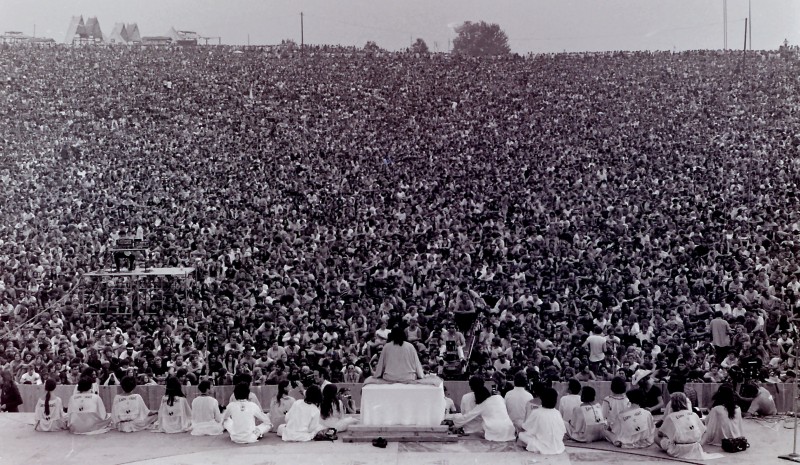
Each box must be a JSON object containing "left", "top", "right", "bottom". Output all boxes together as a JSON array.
[{"left": 565, "top": 441, "right": 705, "bottom": 465}]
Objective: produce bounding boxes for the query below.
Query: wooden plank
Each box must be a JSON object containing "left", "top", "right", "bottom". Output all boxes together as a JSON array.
[
  {"left": 347, "top": 425, "right": 449, "bottom": 433},
  {"left": 340, "top": 434, "right": 459, "bottom": 443}
]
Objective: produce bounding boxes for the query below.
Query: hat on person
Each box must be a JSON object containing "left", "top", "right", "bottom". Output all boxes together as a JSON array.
[{"left": 632, "top": 369, "right": 653, "bottom": 385}]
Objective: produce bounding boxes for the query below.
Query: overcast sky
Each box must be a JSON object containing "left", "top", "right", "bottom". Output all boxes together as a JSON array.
[{"left": 1, "top": 0, "right": 798, "bottom": 52}]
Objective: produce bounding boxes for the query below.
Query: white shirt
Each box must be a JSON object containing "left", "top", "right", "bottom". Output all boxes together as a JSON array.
[
  {"left": 223, "top": 399, "right": 271, "bottom": 443},
  {"left": 504, "top": 387, "right": 533, "bottom": 429}
]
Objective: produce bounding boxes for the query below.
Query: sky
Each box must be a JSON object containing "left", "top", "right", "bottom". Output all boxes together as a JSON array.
[{"left": 1, "top": 0, "right": 798, "bottom": 53}]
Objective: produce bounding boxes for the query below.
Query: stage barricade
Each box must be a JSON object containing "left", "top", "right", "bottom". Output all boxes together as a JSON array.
[{"left": 13, "top": 382, "right": 796, "bottom": 413}]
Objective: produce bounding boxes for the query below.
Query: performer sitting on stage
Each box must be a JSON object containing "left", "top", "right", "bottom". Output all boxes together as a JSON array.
[
  {"left": 222, "top": 382, "right": 272, "bottom": 443},
  {"left": 367, "top": 326, "right": 441, "bottom": 385},
  {"left": 566, "top": 386, "right": 607, "bottom": 443},
  {"left": 191, "top": 380, "right": 224, "bottom": 436},
  {"left": 110, "top": 376, "right": 157, "bottom": 432},
  {"left": 451, "top": 378, "right": 516, "bottom": 442},
  {"left": 152, "top": 376, "right": 192, "bottom": 433},
  {"left": 657, "top": 393, "right": 722, "bottom": 460},
  {"left": 517, "top": 387, "right": 567, "bottom": 454},
  {"left": 604, "top": 388, "right": 655, "bottom": 448},
  {"left": 34, "top": 379, "right": 67, "bottom": 432},
  {"left": 67, "top": 377, "right": 112, "bottom": 434}
]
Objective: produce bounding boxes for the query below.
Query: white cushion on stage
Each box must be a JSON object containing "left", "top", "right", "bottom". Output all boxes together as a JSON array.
[{"left": 360, "top": 384, "right": 446, "bottom": 426}]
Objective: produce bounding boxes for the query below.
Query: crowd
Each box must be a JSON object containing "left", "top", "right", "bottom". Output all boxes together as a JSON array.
[{"left": 0, "top": 46, "right": 798, "bottom": 401}]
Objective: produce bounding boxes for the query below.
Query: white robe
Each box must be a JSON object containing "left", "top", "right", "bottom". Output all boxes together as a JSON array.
[
  {"left": 604, "top": 407, "right": 655, "bottom": 448},
  {"left": 557, "top": 394, "right": 581, "bottom": 427},
  {"left": 453, "top": 395, "right": 516, "bottom": 442},
  {"left": 702, "top": 405, "right": 743, "bottom": 446},
  {"left": 191, "top": 395, "right": 223, "bottom": 436},
  {"left": 658, "top": 411, "right": 722, "bottom": 460},
  {"left": 567, "top": 403, "right": 607, "bottom": 442},
  {"left": 278, "top": 400, "right": 325, "bottom": 442},
  {"left": 67, "top": 392, "right": 111, "bottom": 435},
  {"left": 504, "top": 387, "right": 533, "bottom": 431},
  {"left": 268, "top": 395, "right": 296, "bottom": 432},
  {"left": 223, "top": 399, "right": 271, "bottom": 443},
  {"left": 518, "top": 407, "right": 566, "bottom": 454},
  {"left": 152, "top": 396, "right": 192, "bottom": 433},
  {"left": 111, "top": 393, "right": 157, "bottom": 432},
  {"left": 34, "top": 395, "right": 67, "bottom": 432},
  {"left": 601, "top": 394, "right": 630, "bottom": 429},
  {"left": 459, "top": 392, "right": 484, "bottom": 434}
]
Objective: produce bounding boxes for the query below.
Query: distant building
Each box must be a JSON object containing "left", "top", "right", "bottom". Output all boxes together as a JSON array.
[
  {"left": 167, "top": 28, "right": 198, "bottom": 46},
  {"left": 0, "top": 31, "right": 29, "bottom": 44},
  {"left": 140, "top": 36, "right": 172, "bottom": 46}
]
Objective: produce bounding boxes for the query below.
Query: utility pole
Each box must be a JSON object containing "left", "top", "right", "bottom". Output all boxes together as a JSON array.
[
  {"left": 33, "top": 24, "right": 36, "bottom": 38},
  {"left": 723, "top": 0, "right": 727, "bottom": 50},
  {"left": 742, "top": 18, "right": 748, "bottom": 71},
  {"left": 748, "top": 0, "right": 752, "bottom": 50},
  {"left": 300, "top": 12, "right": 304, "bottom": 52}
]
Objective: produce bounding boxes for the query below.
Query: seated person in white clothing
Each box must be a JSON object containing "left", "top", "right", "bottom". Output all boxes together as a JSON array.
[
  {"left": 110, "top": 376, "right": 157, "bottom": 432},
  {"left": 452, "top": 378, "right": 516, "bottom": 442},
  {"left": 67, "top": 377, "right": 112, "bottom": 435},
  {"left": 557, "top": 379, "right": 582, "bottom": 427},
  {"left": 605, "top": 388, "right": 655, "bottom": 448},
  {"left": 191, "top": 380, "right": 223, "bottom": 436},
  {"left": 504, "top": 372, "right": 533, "bottom": 432},
  {"left": 518, "top": 387, "right": 566, "bottom": 454},
  {"left": 227, "top": 373, "right": 263, "bottom": 411},
  {"left": 458, "top": 376, "right": 488, "bottom": 434},
  {"left": 152, "top": 376, "right": 193, "bottom": 433},
  {"left": 222, "top": 382, "right": 272, "bottom": 443},
  {"left": 278, "top": 385, "right": 328, "bottom": 441},
  {"left": 369, "top": 326, "right": 439, "bottom": 384},
  {"left": 319, "top": 384, "right": 358, "bottom": 432},
  {"left": 566, "top": 386, "right": 606, "bottom": 443},
  {"left": 34, "top": 379, "right": 67, "bottom": 432}
]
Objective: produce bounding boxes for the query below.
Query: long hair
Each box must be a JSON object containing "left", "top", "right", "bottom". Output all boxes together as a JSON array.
[
  {"left": 388, "top": 326, "right": 406, "bottom": 346},
  {"left": 304, "top": 384, "right": 322, "bottom": 406},
  {"left": 712, "top": 384, "right": 737, "bottom": 419},
  {"left": 164, "top": 376, "right": 185, "bottom": 407},
  {"left": 320, "top": 384, "right": 339, "bottom": 419},
  {"left": 276, "top": 380, "right": 290, "bottom": 404},
  {"left": 473, "top": 385, "right": 492, "bottom": 405},
  {"left": 44, "top": 378, "right": 56, "bottom": 416}
]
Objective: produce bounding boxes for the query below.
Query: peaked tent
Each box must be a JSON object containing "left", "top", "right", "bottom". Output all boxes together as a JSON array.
[
  {"left": 84, "top": 17, "right": 104, "bottom": 42},
  {"left": 109, "top": 23, "right": 128, "bottom": 44},
  {"left": 64, "top": 15, "right": 84, "bottom": 44},
  {"left": 126, "top": 23, "right": 141, "bottom": 42}
]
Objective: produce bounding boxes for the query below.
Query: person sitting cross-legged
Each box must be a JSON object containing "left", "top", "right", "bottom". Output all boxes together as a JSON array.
[
  {"left": 517, "top": 387, "right": 567, "bottom": 454},
  {"left": 278, "top": 384, "right": 327, "bottom": 442},
  {"left": 604, "top": 388, "right": 655, "bottom": 448},
  {"left": 34, "top": 379, "right": 67, "bottom": 432},
  {"left": 67, "top": 377, "right": 112, "bottom": 435},
  {"left": 152, "top": 376, "right": 192, "bottom": 433},
  {"left": 657, "top": 393, "right": 722, "bottom": 460},
  {"left": 111, "top": 375, "right": 157, "bottom": 432},
  {"left": 566, "top": 386, "right": 607, "bottom": 443},
  {"left": 191, "top": 379, "right": 224, "bottom": 436},
  {"left": 222, "top": 382, "right": 272, "bottom": 443}
]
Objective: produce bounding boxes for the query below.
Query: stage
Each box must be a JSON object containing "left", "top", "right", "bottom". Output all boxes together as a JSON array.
[{"left": 0, "top": 412, "right": 793, "bottom": 465}]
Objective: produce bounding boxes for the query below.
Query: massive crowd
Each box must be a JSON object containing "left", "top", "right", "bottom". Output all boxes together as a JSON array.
[{"left": 0, "top": 46, "right": 798, "bottom": 397}]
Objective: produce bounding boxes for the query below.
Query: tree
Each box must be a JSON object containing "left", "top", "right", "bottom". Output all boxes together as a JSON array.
[
  {"left": 411, "top": 38, "right": 429, "bottom": 54},
  {"left": 452, "top": 21, "right": 510, "bottom": 57},
  {"left": 364, "top": 41, "right": 383, "bottom": 53}
]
